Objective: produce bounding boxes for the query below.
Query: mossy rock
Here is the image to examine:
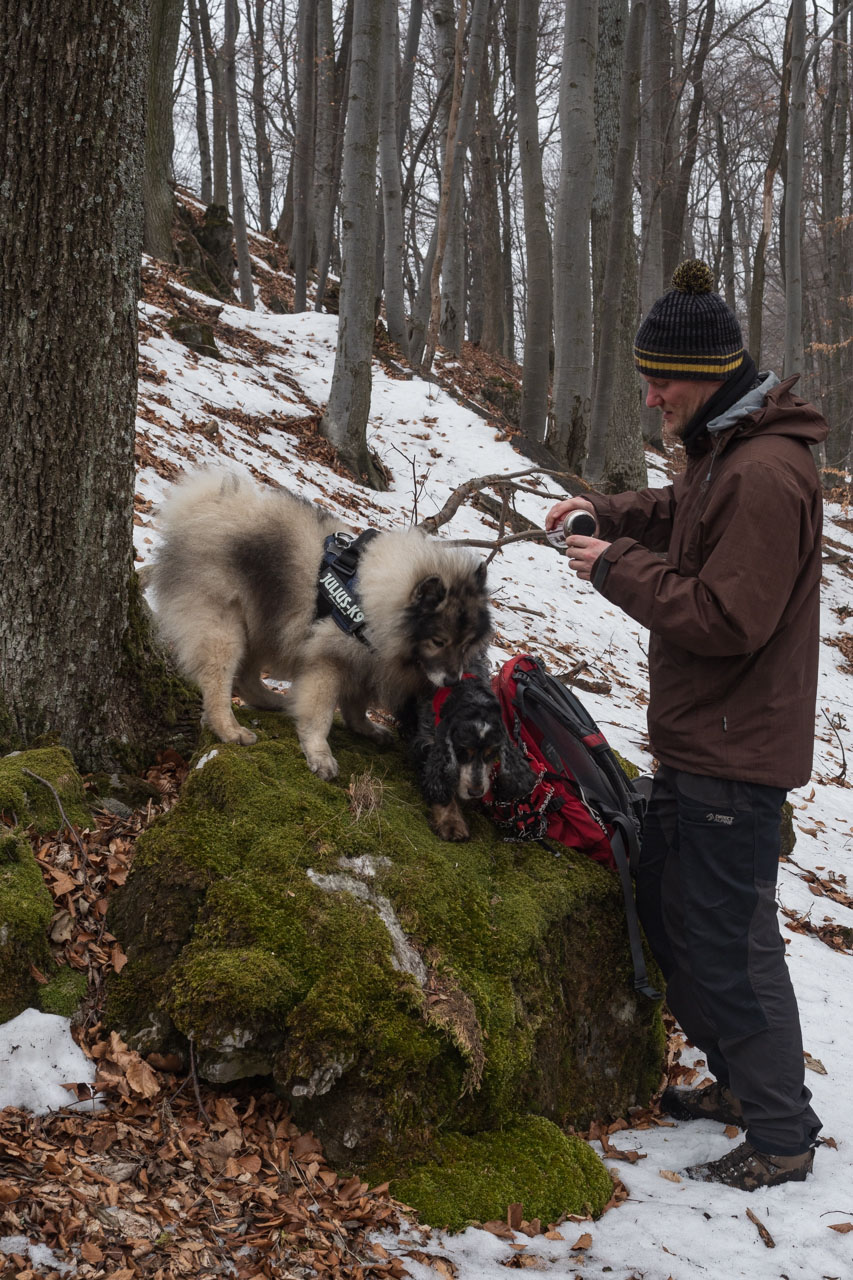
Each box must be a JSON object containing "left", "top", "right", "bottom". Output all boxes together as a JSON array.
[
  {"left": 0, "top": 749, "right": 93, "bottom": 1021},
  {"left": 387, "top": 1115, "right": 612, "bottom": 1231},
  {"left": 0, "top": 826, "right": 54, "bottom": 1022},
  {"left": 40, "top": 966, "right": 88, "bottom": 1018},
  {"left": 0, "top": 747, "right": 91, "bottom": 833},
  {"left": 106, "top": 711, "right": 663, "bottom": 1170}
]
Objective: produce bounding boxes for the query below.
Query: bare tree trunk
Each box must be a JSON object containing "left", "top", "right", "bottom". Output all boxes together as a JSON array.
[
  {"left": 715, "top": 110, "right": 736, "bottom": 310},
  {"left": 783, "top": 0, "right": 806, "bottom": 377},
  {"left": 398, "top": 0, "right": 424, "bottom": 153},
  {"left": 586, "top": 0, "right": 646, "bottom": 487},
  {"left": 468, "top": 21, "right": 505, "bottom": 356},
  {"left": 313, "top": 0, "right": 337, "bottom": 299},
  {"left": 315, "top": 0, "right": 354, "bottom": 311},
  {"left": 378, "top": 0, "right": 409, "bottom": 354},
  {"left": 187, "top": 0, "right": 213, "bottom": 205},
  {"left": 749, "top": 16, "right": 791, "bottom": 367},
  {"left": 246, "top": 0, "right": 273, "bottom": 232},
  {"left": 424, "top": 0, "right": 491, "bottom": 372},
  {"left": 514, "top": 0, "right": 552, "bottom": 440},
  {"left": 821, "top": 2, "right": 852, "bottom": 465},
  {"left": 143, "top": 0, "right": 184, "bottom": 261},
  {"left": 224, "top": 0, "right": 255, "bottom": 307},
  {"left": 661, "top": 0, "right": 715, "bottom": 279},
  {"left": 0, "top": 0, "right": 195, "bottom": 768},
  {"left": 320, "top": 0, "right": 385, "bottom": 487},
  {"left": 551, "top": 0, "right": 598, "bottom": 469},
  {"left": 198, "top": 0, "right": 229, "bottom": 207},
  {"left": 292, "top": 0, "right": 316, "bottom": 311},
  {"left": 637, "top": 0, "right": 665, "bottom": 445}
]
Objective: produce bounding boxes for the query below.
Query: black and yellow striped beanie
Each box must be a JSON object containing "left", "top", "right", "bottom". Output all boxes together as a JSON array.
[{"left": 634, "top": 259, "right": 744, "bottom": 381}]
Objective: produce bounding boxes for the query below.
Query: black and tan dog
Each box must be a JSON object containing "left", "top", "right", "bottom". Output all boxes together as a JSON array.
[
  {"left": 410, "top": 668, "right": 535, "bottom": 840},
  {"left": 149, "top": 469, "right": 492, "bottom": 781}
]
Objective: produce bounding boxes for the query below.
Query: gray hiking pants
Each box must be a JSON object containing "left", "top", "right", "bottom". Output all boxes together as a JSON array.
[{"left": 638, "top": 765, "right": 821, "bottom": 1155}]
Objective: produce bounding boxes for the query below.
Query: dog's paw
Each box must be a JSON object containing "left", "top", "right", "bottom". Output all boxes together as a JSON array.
[
  {"left": 306, "top": 750, "right": 339, "bottom": 781},
  {"left": 216, "top": 724, "right": 257, "bottom": 746},
  {"left": 431, "top": 802, "right": 470, "bottom": 842}
]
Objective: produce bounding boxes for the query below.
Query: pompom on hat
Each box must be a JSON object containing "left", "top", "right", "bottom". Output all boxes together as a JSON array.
[{"left": 634, "top": 259, "right": 745, "bottom": 381}]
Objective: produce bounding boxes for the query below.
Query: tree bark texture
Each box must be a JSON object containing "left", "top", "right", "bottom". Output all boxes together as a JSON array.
[
  {"left": 551, "top": 0, "right": 598, "bottom": 470},
  {"left": 783, "top": 0, "right": 806, "bottom": 378},
  {"left": 198, "top": 0, "right": 229, "bottom": 207},
  {"left": 514, "top": 0, "right": 552, "bottom": 441},
  {"left": 586, "top": 0, "right": 647, "bottom": 489},
  {"left": 320, "top": 0, "right": 384, "bottom": 486},
  {"left": 0, "top": 0, "right": 146, "bottom": 764},
  {"left": 247, "top": 0, "right": 274, "bottom": 232},
  {"left": 378, "top": 0, "right": 409, "bottom": 354},
  {"left": 187, "top": 0, "right": 213, "bottom": 205},
  {"left": 292, "top": 0, "right": 316, "bottom": 310},
  {"left": 469, "top": 26, "right": 506, "bottom": 357},
  {"left": 224, "top": 0, "right": 255, "bottom": 307},
  {"left": 143, "top": 0, "right": 184, "bottom": 261},
  {"left": 424, "top": 0, "right": 491, "bottom": 372},
  {"left": 637, "top": 0, "right": 664, "bottom": 445}
]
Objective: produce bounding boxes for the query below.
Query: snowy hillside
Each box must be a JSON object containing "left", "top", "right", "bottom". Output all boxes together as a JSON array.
[{"left": 3, "top": 240, "right": 852, "bottom": 1280}]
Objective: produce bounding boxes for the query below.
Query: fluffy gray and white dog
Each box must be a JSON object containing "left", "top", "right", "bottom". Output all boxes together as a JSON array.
[{"left": 148, "top": 469, "right": 492, "bottom": 780}]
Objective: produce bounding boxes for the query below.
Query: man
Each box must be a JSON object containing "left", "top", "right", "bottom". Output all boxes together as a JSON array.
[{"left": 547, "top": 259, "right": 826, "bottom": 1191}]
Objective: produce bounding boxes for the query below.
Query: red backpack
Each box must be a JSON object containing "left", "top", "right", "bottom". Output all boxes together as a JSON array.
[{"left": 484, "top": 654, "right": 660, "bottom": 1000}]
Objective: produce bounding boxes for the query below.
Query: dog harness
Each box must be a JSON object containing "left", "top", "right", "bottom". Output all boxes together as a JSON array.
[{"left": 316, "top": 529, "right": 379, "bottom": 644}]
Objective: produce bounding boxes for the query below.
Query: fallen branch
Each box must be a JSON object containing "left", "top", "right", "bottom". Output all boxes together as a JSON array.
[
  {"left": 746, "top": 1207, "right": 775, "bottom": 1248},
  {"left": 418, "top": 467, "right": 588, "bottom": 536}
]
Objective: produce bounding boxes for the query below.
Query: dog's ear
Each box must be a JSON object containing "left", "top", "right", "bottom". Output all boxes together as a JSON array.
[
  {"left": 412, "top": 575, "right": 447, "bottom": 610},
  {"left": 493, "top": 740, "right": 536, "bottom": 802},
  {"left": 473, "top": 559, "right": 488, "bottom": 592},
  {"left": 420, "top": 726, "right": 458, "bottom": 805}
]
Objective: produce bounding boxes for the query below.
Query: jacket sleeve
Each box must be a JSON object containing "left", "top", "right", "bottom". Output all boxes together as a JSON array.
[
  {"left": 591, "top": 461, "right": 811, "bottom": 657},
  {"left": 589, "top": 485, "right": 676, "bottom": 554}
]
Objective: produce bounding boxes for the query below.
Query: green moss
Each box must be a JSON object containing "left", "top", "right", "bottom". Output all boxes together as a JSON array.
[
  {"left": 40, "top": 966, "right": 88, "bottom": 1017},
  {"left": 0, "top": 747, "right": 91, "bottom": 832},
  {"left": 0, "top": 827, "right": 54, "bottom": 1022},
  {"left": 106, "top": 711, "right": 663, "bottom": 1167},
  {"left": 389, "top": 1115, "right": 612, "bottom": 1231}
]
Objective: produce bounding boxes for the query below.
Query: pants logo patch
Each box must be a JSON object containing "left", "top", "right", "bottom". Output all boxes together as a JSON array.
[{"left": 705, "top": 812, "right": 734, "bottom": 825}]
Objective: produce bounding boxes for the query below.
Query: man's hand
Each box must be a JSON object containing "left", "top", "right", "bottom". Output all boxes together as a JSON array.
[
  {"left": 565, "top": 535, "right": 611, "bottom": 582},
  {"left": 545, "top": 495, "right": 597, "bottom": 534}
]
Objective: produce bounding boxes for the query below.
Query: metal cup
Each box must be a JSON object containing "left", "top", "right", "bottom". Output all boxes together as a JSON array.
[{"left": 545, "top": 509, "right": 597, "bottom": 547}]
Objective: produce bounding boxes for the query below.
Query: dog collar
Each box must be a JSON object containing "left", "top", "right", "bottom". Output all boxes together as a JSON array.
[{"left": 316, "top": 529, "right": 379, "bottom": 644}]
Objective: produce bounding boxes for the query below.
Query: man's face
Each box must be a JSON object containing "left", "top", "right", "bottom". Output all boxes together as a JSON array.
[{"left": 642, "top": 376, "right": 723, "bottom": 440}]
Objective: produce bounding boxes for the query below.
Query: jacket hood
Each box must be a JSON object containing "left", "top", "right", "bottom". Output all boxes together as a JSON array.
[{"left": 707, "top": 371, "right": 828, "bottom": 447}]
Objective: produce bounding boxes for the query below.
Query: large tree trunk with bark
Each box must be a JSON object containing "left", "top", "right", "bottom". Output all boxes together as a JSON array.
[
  {"left": 551, "top": 0, "right": 598, "bottom": 469},
  {"left": 143, "top": 0, "right": 184, "bottom": 261},
  {"left": 320, "top": 0, "right": 385, "bottom": 487},
  {"left": 0, "top": 0, "right": 197, "bottom": 770}
]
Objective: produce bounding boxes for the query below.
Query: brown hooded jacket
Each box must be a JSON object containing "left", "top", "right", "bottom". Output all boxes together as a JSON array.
[{"left": 588, "top": 374, "right": 828, "bottom": 788}]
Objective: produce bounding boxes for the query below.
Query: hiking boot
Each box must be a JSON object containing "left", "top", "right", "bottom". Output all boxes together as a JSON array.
[
  {"left": 660, "top": 1081, "right": 744, "bottom": 1126},
  {"left": 685, "top": 1140, "right": 814, "bottom": 1191}
]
